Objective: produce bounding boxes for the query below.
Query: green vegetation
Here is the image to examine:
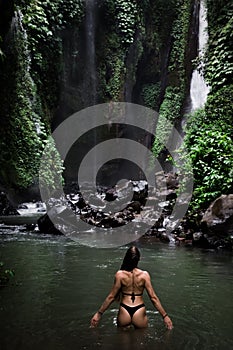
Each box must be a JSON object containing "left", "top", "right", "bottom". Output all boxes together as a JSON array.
[
  {"left": 205, "top": 0, "right": 233, "bottom": 91},
  {"left": 0, "top": 10, "right": 46, "bottom": 189},
  {"left": 183, "top": 0, "right": 233, "bottom": 212},
  {"left": 184, "top": 106, "right": 233, "bottom": 211},
  {"left": 19, "top": 0, "right": 84, "bottom": 108},
  {"left": 0, "top": 1, "right": 84, "bottom": 191},
  {"left": 141, "top": 83, "right": 161, "bottom": 110},
  {"left": 152, "top": 0, "right": 192, "bottom": 155},
  {"left": 98, "top": 0, "right": 144, "bottom": 101},
  {"left": 39, "top": 137, "right": 65, "bottom": 194},
  {"left": 115, "top": 0, "right": 138, "bottom": 45},
  {"left": 0, "top": 0, "right": 231, "bottom": 216}
]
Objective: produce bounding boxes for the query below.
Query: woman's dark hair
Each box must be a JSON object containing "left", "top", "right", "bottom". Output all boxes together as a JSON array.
[{"left": 120, "top": 246, "right": 140, "bottom": 271}]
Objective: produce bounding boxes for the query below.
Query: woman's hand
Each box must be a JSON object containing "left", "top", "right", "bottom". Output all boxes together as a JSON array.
[
  {"left": 90, "top": 312, "right": 102, "bottom": 328},
  {"left": 163, "top": 315, "right": 173, "bottom": 330}
]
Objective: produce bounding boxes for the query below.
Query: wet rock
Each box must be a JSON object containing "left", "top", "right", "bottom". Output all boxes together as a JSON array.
[
  {"left": 192, "top": 232, "right": 210, "bottom": 248},
  {"left": 105, "top": 188, "right": 117, "bottom": 202},
  {"left": 37, "top": 205, "right": 71, "bottom": 235},
  {"left": 208, "top": 236, "right": 233, "bottom": 251},
  {"left": 126, "top": 201, "right": 141, "bottom": 214},
  {"left": 18, "top": 204, "right": 28, "bottom": 209},
  {"left": 201, "top": 194, "right": 233, "bottom": 236},
  {"left": 132, "top": 181, "right": 148, "bottom": 204},
  {"left": 0, "top": 192, "right": 19, "bottom": 215},
  {"left": 76, "top": 197, "right": 88, "bottom": 211},
  {"left": 166, "top": 190, "right": 177, "bottom": 201},
  {"left": 159, "top": 231, "right": 170, "bottom": 243},
  {"left": 165, "top": 172, "right": 179, "bottom": 190},
  {"left": 38, "top": 213, "right": 62, "bottom": 235}
]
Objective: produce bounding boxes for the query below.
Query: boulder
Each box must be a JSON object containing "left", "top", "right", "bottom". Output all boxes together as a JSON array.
[
  {"left": 37, "top": 206, "right": 71, "bottom": 235},
  {"left": 165, "top": 172, "right": 179, "bottom": 190},
  {"left": 37, "top": 213, "right": 62, "bottom": 235},
  {"left": 126, "top": 201, "right": 141, "bottom": 214},
  {"left": 201, "top": 194, "right": 233, "bottom": 236},
  {"left": 0, "top": 192, "right": 19, "bottom": 215},
  {"left": 105, "top": 188, "right": 117, "bottom": 202}
]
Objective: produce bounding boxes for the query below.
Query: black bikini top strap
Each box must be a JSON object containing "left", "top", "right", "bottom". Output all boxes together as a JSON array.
[{"left": 122, "top": 292, "right": 143, "bottom": 296}]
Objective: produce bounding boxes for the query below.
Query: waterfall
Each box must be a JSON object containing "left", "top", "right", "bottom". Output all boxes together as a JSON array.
[
  {"left": 84, "top": 0, "right": 98, "bottom": 181},
  {"left": 85, "top": 0, "right": 97, "bottom": 105},
  {"left": 190, "top": 0, "right": 210, "bottom": 111}
]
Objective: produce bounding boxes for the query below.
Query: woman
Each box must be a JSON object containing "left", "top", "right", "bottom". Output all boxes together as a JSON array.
[{"left": 90, "top": 246, "right": 173, "bottom": 330}]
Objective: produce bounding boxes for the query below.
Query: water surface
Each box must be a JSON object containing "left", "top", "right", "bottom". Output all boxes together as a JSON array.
[{"left": 0, "top": 228, "right": 233, "bottom": 350}]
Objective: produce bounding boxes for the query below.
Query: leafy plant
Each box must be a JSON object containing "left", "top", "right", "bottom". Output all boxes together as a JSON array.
[
  {"left": 0, "top": 10, "right": 47, "bottom": 189},
  {"left": 151, "top": 0, "right": 191, "bottom": 156},
  {"left": 115, "top": 0, "right": 138, "bottom": 45},
  {"left": 183, "top": 108, "right": 233, "bottom": 211},
  {"left": 204, "top": 0, "right": 233, "bottom": 91},
  {"left": 152, "top": 86, "right": 183, "bottom": 157},
  {"left": 141, "top": 83, "right": 161, "bottom": 110},
  {"left": 182, "top": 0, "right": 233, "bottom": 213},
  {"left": 39, "top": 137, "right": 65, "bottom": 195}
]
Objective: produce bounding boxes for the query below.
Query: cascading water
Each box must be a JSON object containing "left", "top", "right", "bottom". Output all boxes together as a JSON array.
[
  {"left": 190, "top": 0, "right": 210, "bottom": 111},
  {"left": 85, "top": 0, "right": 97, "bottom": 105},
  {"left": 85, "top": 0, "right": 98, "bottom": 182}
]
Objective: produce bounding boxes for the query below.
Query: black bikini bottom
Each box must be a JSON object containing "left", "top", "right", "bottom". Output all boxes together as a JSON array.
[{"left": 120, "top": 303, "right": 145, "bottom": 318}]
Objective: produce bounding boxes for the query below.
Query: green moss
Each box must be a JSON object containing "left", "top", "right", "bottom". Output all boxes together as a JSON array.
[
  {"left": 152, "top": 86, "right": 183, "bottom": 156},
  {"left": 141, "top": 83, "right": 161, "bottom": 110},
  {"left": 152, "top": 0, "right": 192, "bottom": 156},
  {"left": 204, "top": 0, "right": 233, "bottom": 91},
  {"left": 168, "top": 0, "right": 191, "bottom": 80},
  {"left": 0, "top": 11, "right": 45, "bottom": 189},
  {"left": 39, "top": 137, "right": 65, "bottom": 194},
  {"left": 19, "top": 0, "right": 84, "bottom": 110},
  {"left": 0, "top": 1, "right": 84, "bottom": 190},
  {"left": 115, "top": 0, "right": 138, "bottom": 46}
]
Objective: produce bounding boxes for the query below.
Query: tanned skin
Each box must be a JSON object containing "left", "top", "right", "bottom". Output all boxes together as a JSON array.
[{"left": 90, "top": 267, "right": 173, "bottom": 330}]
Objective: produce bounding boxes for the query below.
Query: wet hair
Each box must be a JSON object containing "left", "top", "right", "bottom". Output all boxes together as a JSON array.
[{"left": 120, "top": 246, "right": 140, "bottom": 271}]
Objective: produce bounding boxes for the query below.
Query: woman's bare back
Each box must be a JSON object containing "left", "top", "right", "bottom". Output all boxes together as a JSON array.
[
  {"left": 90, "top": 246, "right": 173, "bottom": 330},
  {"left": 117, "top": 268, "right": 148, "bottom": 328},
  {"left": 120, "top": 268, "right": 145, "bottom": 295}
]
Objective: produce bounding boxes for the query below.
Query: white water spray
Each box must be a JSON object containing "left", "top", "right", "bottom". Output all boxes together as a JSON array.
[{"left": 190, "top": 0, "right": 210, "bottom": 111}]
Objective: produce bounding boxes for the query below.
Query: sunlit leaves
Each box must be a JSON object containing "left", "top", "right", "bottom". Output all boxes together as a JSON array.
[{"left": 115, "top": 0, "right": 138, "bottom": 45}]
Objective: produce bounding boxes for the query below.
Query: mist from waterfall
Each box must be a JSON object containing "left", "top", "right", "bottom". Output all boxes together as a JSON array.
[{"left": 190, "top": 0, "right": 210, "bottom": 111}]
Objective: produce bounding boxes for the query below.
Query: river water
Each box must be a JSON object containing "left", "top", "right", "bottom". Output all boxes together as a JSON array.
[{"left": 0, "top": 228, "right": 233, "bottom": 350}]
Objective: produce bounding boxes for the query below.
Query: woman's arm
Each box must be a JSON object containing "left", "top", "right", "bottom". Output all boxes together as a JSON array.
[
  {"left": 90, "top": 271, "right": 122, "bottom": 328},
  {"left": 144, "top": 271, "right": 173, "bottom": 330}
]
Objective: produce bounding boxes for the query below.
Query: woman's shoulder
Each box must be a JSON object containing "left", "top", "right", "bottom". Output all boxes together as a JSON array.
[
  {"left": 115, "top": 269, "right": 127, "bottom": 277},
  {"left": 115, "top": 268, "right": 150, "bottom": 277},
  {"left": 136, "top": 268, "right": 150, "bottom": 278}
]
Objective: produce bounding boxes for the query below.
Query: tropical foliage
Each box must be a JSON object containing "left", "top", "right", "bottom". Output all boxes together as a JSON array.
[{"left": 183, "top": 0, "right": 233, "bottom": 211}]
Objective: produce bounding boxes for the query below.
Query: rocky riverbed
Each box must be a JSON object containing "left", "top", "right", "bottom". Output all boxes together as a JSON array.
[{"left": 0, "top": 174, "right": 233, "bottom": 251}]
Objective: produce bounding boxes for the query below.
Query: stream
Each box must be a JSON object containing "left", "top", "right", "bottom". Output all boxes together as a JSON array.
[{"left": 0, "top": 227, "right": 233, "bottom": 350}]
